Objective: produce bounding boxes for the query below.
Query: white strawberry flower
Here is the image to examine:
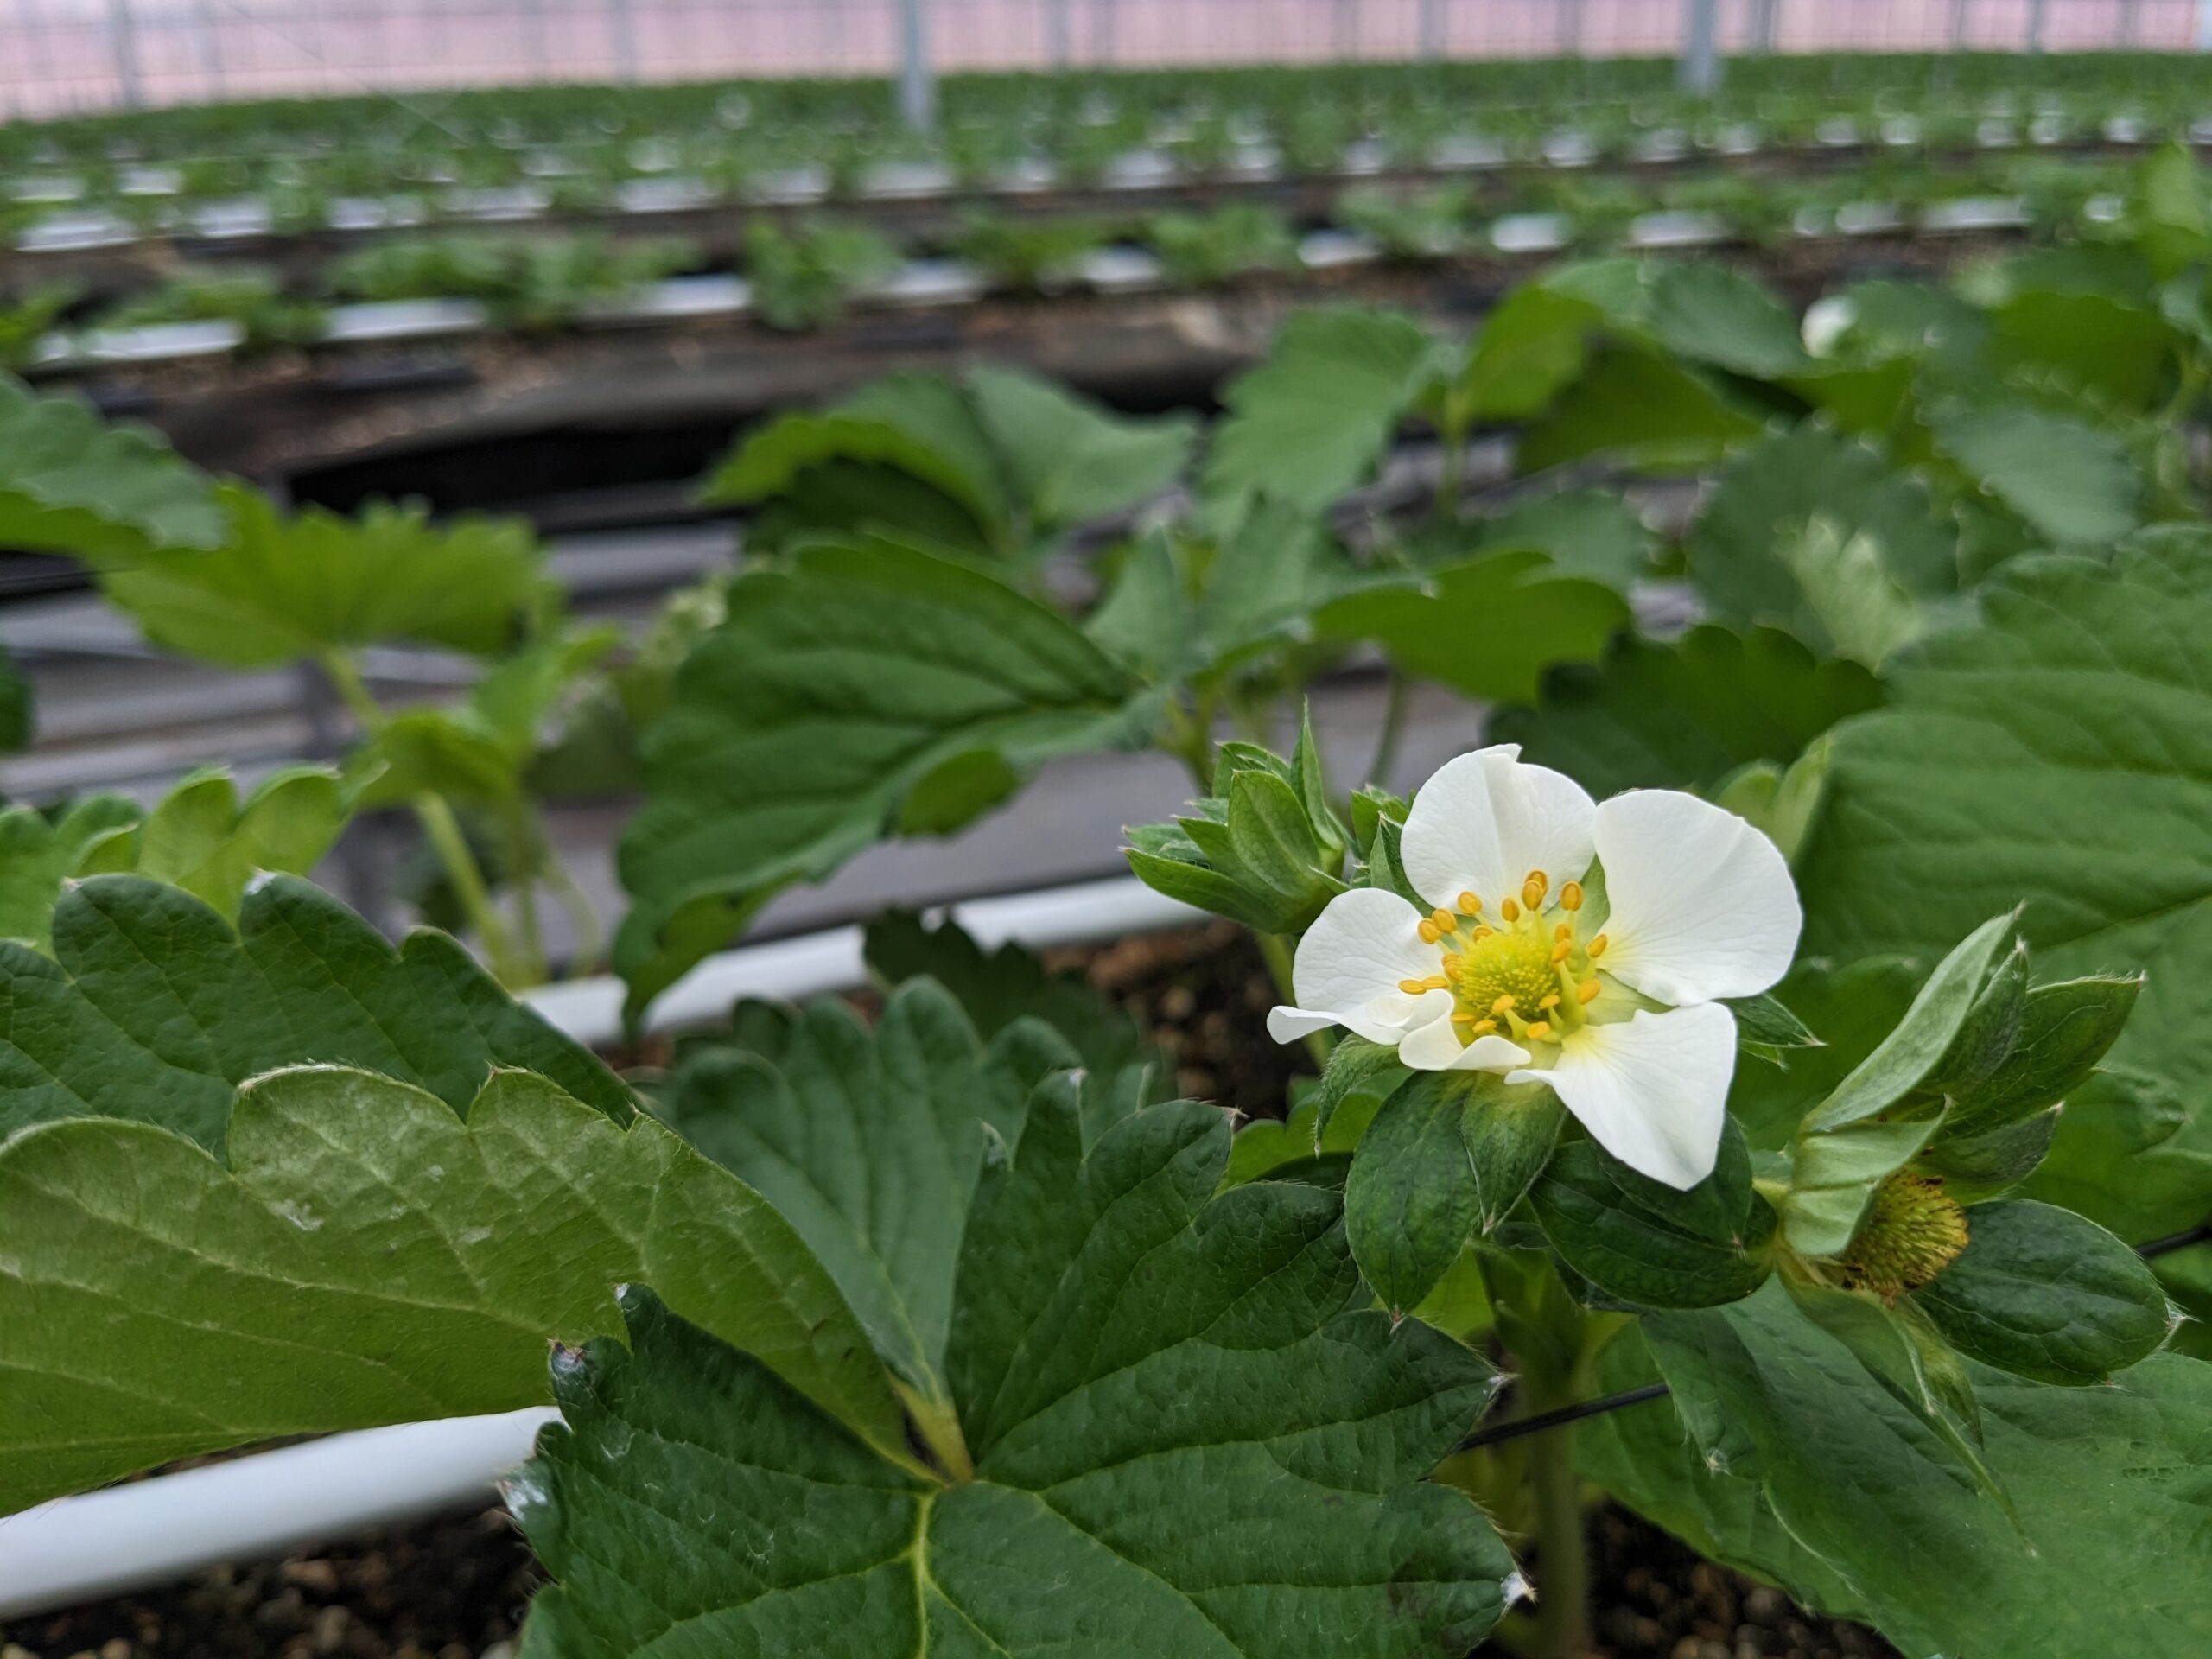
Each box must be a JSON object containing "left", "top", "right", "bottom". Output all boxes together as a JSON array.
[{"left": 1268, "top": 745, "right": 1802, "bottom": 1190}]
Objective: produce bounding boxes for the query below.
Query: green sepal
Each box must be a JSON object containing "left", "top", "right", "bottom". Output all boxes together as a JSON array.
[
  {"left": 1910, "top": 1200, "right": 2173, "bottom": 1386},
  {"left": 1529, "top": 1121, "right": 1775, "bottom": 1310}
]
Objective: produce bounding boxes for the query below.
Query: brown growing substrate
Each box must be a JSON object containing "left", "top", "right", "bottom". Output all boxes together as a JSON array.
[{"left": 2, "top": 924, "right": 1902, "bottom": 1659}]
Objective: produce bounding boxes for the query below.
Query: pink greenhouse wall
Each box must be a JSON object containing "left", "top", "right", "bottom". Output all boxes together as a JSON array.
[{"left": 0, "top": 0, "right": 2202, "bottom": 123}]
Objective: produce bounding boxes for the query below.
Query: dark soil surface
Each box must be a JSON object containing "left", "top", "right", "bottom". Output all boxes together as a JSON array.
[
  {"left": 5, "top": 924, "right": 1902, "bottom": 1659},
  {"left": 0, "top": 1498, "right": 1899, "bottom": 1659},
  {"left": 1050, "top": 918, "right": 1314, "bottom": 1121}
]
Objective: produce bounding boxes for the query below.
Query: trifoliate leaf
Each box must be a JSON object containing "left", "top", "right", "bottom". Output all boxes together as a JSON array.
[
  {"left": 966, "top": 363, "right": 1195, "bottom": 530},
  {"left": 74, "top": 764, "right": 353, "bottom": 918},
  {"left": 1313, "top": 548, "right": 1630, "bottom": 703},
  {"left": 1911, "top": 1199, "right": 2172, "bottom": 1385},
  {"left": 0, "top": 373, "right": 225, "bottom": 562},
  {"left": 614, "top": 537, "right": 1157, "bottom": 1020},
  {"left": 0, "top": 795, "right": 140, "bottom": 950},
  {"left": 1687, "top": 423, "right": 1958, "bottom": 660},
  {"left": 657, "top": 982, "right": 1074, "bottom": 1408},
  {"left": 1448, "top": 285, "right": 1599, "bottom": 423},
  {"left": 1929, "top": 404, "right": 2141, "bottom": 547},
  {"left": 1530, "top": 1122, "right": 1775, "bottom": 1309},
  {"left": 1199, "top": 305, "right": 1440, "bottom": 520},
  {"left": 517, "top": 1094, "right": 1520, "bottom": 1657},
  {"left": 0, "top": 873, "right": 631, "bottom": 1151},
  {"left": 1516, "top": 344, "right": 1764, "bottom": 474},
  {"left": 0, "top": 1065, "right": 913, "bottom": 1515},
  {"left": 860, "top": 909, "right": 1161, "bottom": 1110},
  {"left": 100, "top": 483, "right": 548, "bottom": 669},
  {"left": 1492, "top": 623, "right": 1885, "bottom": 799},
  {"left": 1471, "top": 488, "right": 1655, "bottom": 587},
  {"left": 1629, "top": 1281, "right": 2212, "bottom": 1659},
  {"left": 359, "top": 628, "right": 619, "bottom": 806},
  {"left": 2020, "top": 1067, "right": 2212, "bottom": 1243},
  {"left": 1796, "top": 542, "right": 2212, "bottom": 1241}
]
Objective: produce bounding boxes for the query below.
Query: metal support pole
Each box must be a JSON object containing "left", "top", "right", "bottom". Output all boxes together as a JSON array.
[
  {"left": 2120, "top": 0, "right": 2139, "bottom": 46},
  {"left": 1949, "top": 0, "right": 1971, "bottom": 49},
  {"left": 106, "top": 0, "right": 143, "bottom": 108},
  {"left": 2025, "top": 0, "right": 2046, "bottom": 50},
  {"left": 520, "top": 0, "right": 549, "bottom": 73},
  {"left": 1676, "top": 0, "right": 1719, "bottom": 95},
  {"left": 1559, "top": 0, "right": 1583, "bottom": 55},
  {"left": 192, "top": 0, "right": 225, "bottom": 99},
  {"left": 1334, "top": 0, "right": 1360, "bottom": 59},
  {"left": 2199, "top": 0, "right": 2212, "bottom": 48},
  {"left": 607, "top": 0, "right": 639, "bottom": 80},
  {"left": 1090, "top": 0, "right": 1115, "bottom": 65},
  {"left": 1045, "top": 0, "right": 1071, "bottom": 67},
  {"left": 1419, "top": 0, "right": 1445, "bottom": 59},
  {"left": 1748, "top": 0, "right": 1777, "bottom": 53},
  {"left": 897, "top": 0, "right": 937, "bottom": 136}
]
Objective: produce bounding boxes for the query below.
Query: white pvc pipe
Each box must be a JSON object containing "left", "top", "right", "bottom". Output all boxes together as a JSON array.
[
  {"left": 523, "top": 874, "right": 1201, "bottom": 1049},
  {"left": 0, "top": 1408, "right": 555, "bottom": 1618},
  {"left": 0, "top": 874, "right": 1201, "bottom": 1618}
]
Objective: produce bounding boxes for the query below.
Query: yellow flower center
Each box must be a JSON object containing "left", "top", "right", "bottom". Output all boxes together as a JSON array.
[
  {"left": 1402, "top": 874, "right": 1608, "bottom": 1048},
  {"left": 1837, "top": 1174, "right": 1970, "bottom": 1300}
]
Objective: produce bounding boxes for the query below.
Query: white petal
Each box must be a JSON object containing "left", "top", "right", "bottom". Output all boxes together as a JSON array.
[
  {"left": 1269, "top": 887, "right": 1437, "bottom": 1046},
  {"left": 1399, "top": 1017, "right": 1531, "bottom": 1072},
  {"left": 1509, "top": 1003, "right": 1736, "bottom": 1189},
  {"left": 1402, "top": 747, "right": 1597, "bottom": 916},
  {"left": 1592, "top": 790, "right": 1802, "bottom": 1006}
]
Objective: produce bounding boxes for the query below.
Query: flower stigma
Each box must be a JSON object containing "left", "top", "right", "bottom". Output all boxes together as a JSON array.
[{"left": 1404, "top": 872, "right": 1605, "bottom": 1051}]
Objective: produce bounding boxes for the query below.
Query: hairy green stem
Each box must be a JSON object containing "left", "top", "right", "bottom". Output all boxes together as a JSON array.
[
  {"left": 498, "top": 799, "right": 550, "bottom": 988},
  {"left": 317, "top": 650, "right": 531, "bottom": 988},
  {"left": 1255, "top": 931, "right": 1331, "bottom": 1069},
  {"left": 1520, "top": 1370, "right": 1592, "bottom": 1659},
  {"left": 1365, "top": 670, "right": 1409, "bottom": 791},
  {"left": 541, "top": 836, "right": 607, "bottom": 978},
  {"left": 416, "top": 792, "right": 529, "bottom": 988}
]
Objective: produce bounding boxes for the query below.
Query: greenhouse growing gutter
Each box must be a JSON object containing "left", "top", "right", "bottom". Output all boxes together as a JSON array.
[{"left": 0, "top": 874, "right": 1203, "bottom": 1619}]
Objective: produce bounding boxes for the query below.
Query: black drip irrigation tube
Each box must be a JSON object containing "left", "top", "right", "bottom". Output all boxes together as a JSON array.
[{"left": 1454, "top": 1215, "right": 2212, "bottom": 1452}]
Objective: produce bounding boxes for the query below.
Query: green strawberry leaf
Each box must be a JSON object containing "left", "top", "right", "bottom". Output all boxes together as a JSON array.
[
  {"left": 0, "top": 373, "right": 225, "bottom": 562},
  {"left": 656, "top": 982, "right": 1075, "bottom": 1408},
  {"left": 614, "top": 537, "right": 1157, "bottom": 1021},
  {"left": 1911, "top": 1199, "right": 2173, "bottom": 1385},
  {"left": 1796, "top": 540, "right": 2212, "bottom": 1244},
  {"left": 0, "top": 1065, "right": 914, "bottom": 1515},
  {"left": 100, "top": 483, "right": 549, "bottom": 669},
  {"left": 0, "top": 873, "right": 631, "bottom": 1152},
  {"left": 1492, "top": 622, "right": 1885, "bottom": 800},
  {"left": 516, "top": 1093, "right": 1521, "bottom": 1657},
  {"left": 1624, "top": 1281, "right": 2212, "bottom": 1659}
]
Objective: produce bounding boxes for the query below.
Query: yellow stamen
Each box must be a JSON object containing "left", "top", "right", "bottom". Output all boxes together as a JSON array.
[
  {"left": 1550, "top": 941, "right": 1572, "bottom": 964},
  {"left": 1539, "top": 994, "right": 1560, "bottom": 1010},
  {"left": 1471, "top": 925, "right": 1494, "bottom": 941},
  {"left": 1554, "top": 922, "right": 1573, "bottom": 942},
  {"left": 1522, "top": 871, "right": 1548, "bottom": 910},
  {"left": 1500, "top": 898, "right": 1521, "bottom": 923},
  {"left": 1440, "top": 954, "right": 1462, "bottom": 973},
  {"left": 1589, "top": 934, "right": 1608, "bottom": 958},
  {"left": 1452, "top": 1014, "right": 1497, "bottom": 1033},
  {"left": 1396, "top": 975, "right": 1449, "bottom": 995},
  {"left": 1458, "top": 891, "right": 1481, "bottom": 915},
  {"left": 1491, "top": 994, "right": 1518, "bottom": 1014},
  {"left": 1418, "top": 920, "right": 1441, "bottom": 944},
  {"left": 1430, "top": 907, "right": 1456, "bottom": 934},
  {"left": 1560, "top": 880, "right": 1584, "bottom": 912},
  {"left": 1525, "top": 1020, "right": 1552, "bottom": 1040},
  {"left": 1578, "top": 978, "right": 1602, "bottom": 1004}
]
